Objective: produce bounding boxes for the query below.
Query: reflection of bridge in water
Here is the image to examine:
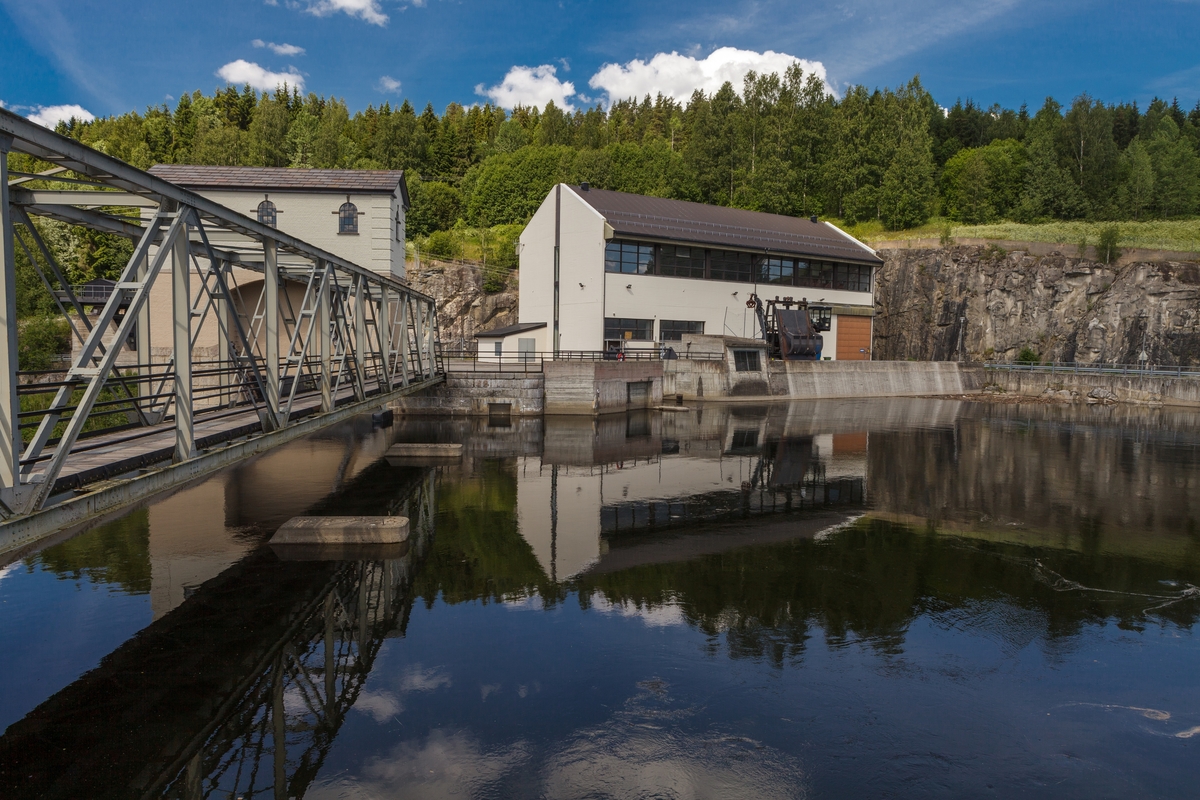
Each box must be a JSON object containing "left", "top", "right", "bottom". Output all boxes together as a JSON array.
[{"left": 0, "top": 466, "right": 436, "bottom": 800}]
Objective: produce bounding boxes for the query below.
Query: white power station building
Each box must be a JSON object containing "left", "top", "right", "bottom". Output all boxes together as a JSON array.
[{"left": 508, "top": 184, "right": 882, "bottom": 360}]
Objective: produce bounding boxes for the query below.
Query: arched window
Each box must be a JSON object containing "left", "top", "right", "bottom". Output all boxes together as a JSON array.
[
  {"left": 257, "top": 198, "right": 277, "bottom": 228},
  {"left": 338, "top": 201, "right": 359, "bottom": 234}
]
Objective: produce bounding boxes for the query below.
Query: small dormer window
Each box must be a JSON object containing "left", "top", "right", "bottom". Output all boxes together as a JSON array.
[
  {"left": 338, "top": 200, "right": 359, "bottom": 234},
  {"left": 257, "top": 197, "right": 277, "bottom": 228}
]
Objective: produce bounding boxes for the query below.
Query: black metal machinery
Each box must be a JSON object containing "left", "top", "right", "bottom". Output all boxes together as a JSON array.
[{"left": 748, "top": 294, "right": 832, "bottom": 361}]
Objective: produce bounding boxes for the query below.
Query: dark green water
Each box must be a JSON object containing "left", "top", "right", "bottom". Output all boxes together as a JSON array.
[{"left": 1, "top": 399, "right": 1198, "bottom": 798}]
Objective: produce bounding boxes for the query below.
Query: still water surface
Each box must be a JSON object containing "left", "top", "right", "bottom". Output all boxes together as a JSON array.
[{"left": 1, "top": 399, "right": 1198, "bottom": 798}]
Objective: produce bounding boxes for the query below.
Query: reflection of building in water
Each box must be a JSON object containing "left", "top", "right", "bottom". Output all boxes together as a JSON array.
[
  {"left": 148, "top": 418, "right": 397, "bottom": 619},
  {"left": 517, "top": 407, "right": 869, "bottom": 581}
]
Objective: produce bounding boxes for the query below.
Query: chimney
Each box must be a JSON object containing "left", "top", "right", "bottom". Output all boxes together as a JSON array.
[
  {"left": 580, "top": 182, "right": 590, "bottom": 191},
  {"left": 810, "top": 215, "right": 819, "bottom": 223}
]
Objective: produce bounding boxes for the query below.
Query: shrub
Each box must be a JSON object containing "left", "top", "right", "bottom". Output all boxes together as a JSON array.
[
  {"left": 1015, "top": 347, "right": 1040, "bottom": 365},
  {"left": 19, "top": 316, "right": 71, "bottom": 372},
  {"left": 1096, "top": 225, "right": 1122, "bottom": 265},
  {"left": 423, "top": 230, "right": 460, "bottom": 260}
]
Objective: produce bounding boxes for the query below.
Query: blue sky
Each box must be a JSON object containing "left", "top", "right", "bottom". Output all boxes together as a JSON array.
[{"left": 2, "top": 0, "right": 1200, "bottom": 127}]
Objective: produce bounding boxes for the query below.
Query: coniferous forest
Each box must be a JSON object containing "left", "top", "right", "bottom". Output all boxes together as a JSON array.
[{"left": 50, "top": 67, "right": 1200, "bottom": 238}]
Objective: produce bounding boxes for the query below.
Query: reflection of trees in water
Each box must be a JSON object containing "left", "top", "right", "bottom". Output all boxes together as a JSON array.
[
  {"left": 576, "top": 519, "right": 1200, "bottom": 668},
  {"left": 30, "top": 508, "right": 152, "bottom": 594}
]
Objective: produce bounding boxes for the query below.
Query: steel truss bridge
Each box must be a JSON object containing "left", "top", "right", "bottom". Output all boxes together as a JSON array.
[{"left": 0, "top": 108, "right": 444, "bottom": 523}]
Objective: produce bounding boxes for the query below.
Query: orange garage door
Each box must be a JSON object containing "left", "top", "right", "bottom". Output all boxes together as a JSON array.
[{"left": 835, "top": 315, "right": 872, "bottom": 360}]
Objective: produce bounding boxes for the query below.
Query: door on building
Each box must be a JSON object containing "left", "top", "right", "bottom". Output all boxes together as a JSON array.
[
  {"left": 835, "top": 315, "right": 872, "bottom": 360},
  {"left": 626, "top": 381, "right": 651, "bottom": 406},
  {"left": 517, "top": 338, "right": 536, "bottom": 361}
]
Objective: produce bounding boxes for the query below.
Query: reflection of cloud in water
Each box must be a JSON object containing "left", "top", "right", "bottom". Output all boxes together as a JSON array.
[
  {"left": 542, "top": 678, "right": 808, "bottom": 800},
  {"left": 320, "top": 680, "right": 807, "bottom": 799},
  {"left": 0, "top": 563, "right": 17, "bottom": 585},
  {"left": 352, "top": 665, "right": 452, "bottom": 723},
  {"left": 309, "top": 730, "right": 532, "bottom": 800},
  {"left": 591, "top": 592, "right": 688, "bottom": 629},
  {"left": 399, "top": 665, "right": 452, "bottom": 693},
  {"left": 354, "top": 689, "right": 403, "bottom": 723}
]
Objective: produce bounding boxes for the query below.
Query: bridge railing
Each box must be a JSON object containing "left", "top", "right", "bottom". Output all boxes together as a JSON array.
[
  {"left": 984, "top": 361, "right": 1200, "bottom": 379},
  {"left": 442, "top": 348, "right": 727, "bottom": 373}
]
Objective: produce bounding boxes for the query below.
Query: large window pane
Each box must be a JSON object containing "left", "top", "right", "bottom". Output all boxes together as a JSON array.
[
  {"left": 604, "top": 318, "right": 654, "bottom": 341},
  {"left": 659, "top": 245, "right": 706, "bottom": 278},
  {"left": 604, "top": 240, "right": 655, "bottom": 274},
  {"left": 757, "top": 256, "right": 794, "bottom": 285},
  {"left": 710, "top": 250, "right": 753, "bottom": 283},
  {"left": 659, "top": 320, "right": 705, "bottom": 340}
]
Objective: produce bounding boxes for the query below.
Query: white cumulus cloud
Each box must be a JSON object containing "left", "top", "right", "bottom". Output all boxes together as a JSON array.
[
  {"left": 217, "top": 59, "right": 305, "bottom": 92},
  {"left": 253, "top": 39, "right": 306, "bottom": 56},
  {"left": 378, "top": 75, "right": 402, "bottom": 93},
  {"left": 306, "top": 0, "right": 388, "bottom": 26},
  {"left": 589, "top": 46, "right": 829, "bottom": 105},
  {"left": 27, "top": 104, "right": 95, "bottom": 128},
  {"left": 475, "top": 65, "right": 576, "bottom": 111}
]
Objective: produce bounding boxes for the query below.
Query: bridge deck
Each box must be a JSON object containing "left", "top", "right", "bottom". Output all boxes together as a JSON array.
[{"left": 45, "top": 385, "right": 376, "bottom": 499}]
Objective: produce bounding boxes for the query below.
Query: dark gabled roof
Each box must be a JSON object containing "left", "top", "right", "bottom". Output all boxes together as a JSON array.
[
  {"left": 475, "top": 322, "right": 547, "bottom": 338},
  {"left": 571, "top": 186, "right": 882, "bottom": 265},
  {"left": 148, "top": 165, "right": 409, "bottom": 206}
]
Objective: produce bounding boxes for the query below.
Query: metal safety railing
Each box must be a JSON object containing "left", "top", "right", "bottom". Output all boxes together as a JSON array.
[
  {"left": 442, "top": 347, "right": 728, "bottom": 373},
  {"left": 983, "top": 361, "right": 1200, "bottom": 379}
]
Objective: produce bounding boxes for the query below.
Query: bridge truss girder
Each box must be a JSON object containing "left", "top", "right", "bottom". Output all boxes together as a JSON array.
[{"left": 0, "top": 108, "right": 443, "bottom": 517}]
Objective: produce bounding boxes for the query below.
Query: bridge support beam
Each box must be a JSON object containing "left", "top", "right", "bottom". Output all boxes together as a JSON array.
[
  {"left": 0, "top": 133, "right": 21, "bottom": 511},
  {"left": 172, "top": 212, "right": 195, "bottom": 462},
  {"left": 264, "top": 238, "right": 281, "bottom": 430}
]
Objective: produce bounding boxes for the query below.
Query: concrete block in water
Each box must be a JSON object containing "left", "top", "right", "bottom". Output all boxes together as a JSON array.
[
  {"left": 386, "top": 442, "right": 463, "bottom": 462},
  {"left": 270, "top": 516, "right": 410, "bottom": 545}
]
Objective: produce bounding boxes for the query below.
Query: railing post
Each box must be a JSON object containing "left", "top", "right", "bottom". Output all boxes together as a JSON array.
[
  {"left": 263, "top": 238, "right": 281, "bottom": 428},
  {"left": 353, "top": 276, "right": 367, "bottom": 399},
  {"left": 0, "top": 133, "right": 21, "bottom": 504},
  {"left": 172, "top": 213, "right": 196, "bottom": 461},
  {"left": 318, "top": 261, "right": 332, "bottom": 413},
  {"left": 378, "top": 287, "right": 391, "bottom": 392},
  {"left": 136, "top": 245, "right": 157, "bottom": 419},
  {"left": 215, "top": 258, "right": 230, "bottom": 409}
]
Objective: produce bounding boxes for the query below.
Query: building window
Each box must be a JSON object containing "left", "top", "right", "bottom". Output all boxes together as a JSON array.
[
  {"left": 833, "top": 263, "right": 873, "bottom": 292},
  {"left": 757, "top": 256, "right": 794, "bottom": 285},
  {"left": 659, "top": 320, "right": 705, "bottom": 341},
  {"left": 796, "top": 260, "right": 836, "bottom": 289},
  {"left": 257, "top": 198, "right": 277, "bottom": 228},
  {"left": 338, "top": 201, "right": 359, "bottom": 234},
  {"left": 395, "top": 208, "right": 403, "bottom": 242},
  {"left": 659, "top": 245, "right": 706, "bottom": 278},
  {"left": 709, "top": 250, "right": 754, "bottom": 283},
  {"left": 604, "top": 317, "right": 654, "bottom": 341},
  {"left": 494, "top": 341, "right": 502, "bottom": 357},
  {"left": 605, "top": 240, "right": 655, "bottom": 274},
  {"left": 733, "top": 349, "right": 761, "bottom": 372}
]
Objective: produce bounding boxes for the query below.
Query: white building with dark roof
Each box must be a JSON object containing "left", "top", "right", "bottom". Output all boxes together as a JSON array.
[
  {"left": 148, "top": 165, "right": 409, "bottom": 280},
  {"left": 516, "top": 184, "right": 882, "bottom": 359}
]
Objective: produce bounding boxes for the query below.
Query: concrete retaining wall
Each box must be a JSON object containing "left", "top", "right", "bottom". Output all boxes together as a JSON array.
[
  {"left": 666, "top": 358, "right": 981, "bottom": 400},
  {"left": 782, "top": 361, "right": 983, "bottom": 399},
  {"left": 390, "top": 371, "right": 544, "bottom": 416},
  {"left": 543, "top": 361, "right": 663, "bottom": 415},
  {"left": 985, "top": 368, "right": 1200, "bottom": 407}
]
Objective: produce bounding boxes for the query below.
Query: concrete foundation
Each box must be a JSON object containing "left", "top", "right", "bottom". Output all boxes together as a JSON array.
[
  {"left": 390, "top": 371, "right": 544, "bottom": 416},
  {"left": 985, "top": 368, "right": 1200, "bottom": 407},
  {"left": 270, "top": 515, "right": 409, "bottom": 545},
  {"left": 543, "top": 361, "right": 664, "bottom": 415}
]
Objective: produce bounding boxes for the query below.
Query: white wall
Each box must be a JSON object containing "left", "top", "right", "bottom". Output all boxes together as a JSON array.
[
  {"left": 518, "top": 185, "right": 608, "bottom": 351},
  {"left": 518, "top": 183, "right": 875, "bottom": 359},
  {"left": 195, "top": 188, "right": 405, "bottom": 280}
]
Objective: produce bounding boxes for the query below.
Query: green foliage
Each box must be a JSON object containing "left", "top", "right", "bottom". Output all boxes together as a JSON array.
[
  {"left": 1016, "top": 347, "right": 1041, "bottom": 365},
  {"left": 941, "top": 139, "right": 1028, "bottom": 223},
  {"left": 406, "top": 178, "right": 463, "bottom": 236},
  {"left": 18, "top": 316, "right": 71, "bottom": 371},
  {"left": 1096, "top": 225, "right": 1122, "bottom": 264},
  {"left": 423, "top": 229, "right": 460, "bottom": 259}
]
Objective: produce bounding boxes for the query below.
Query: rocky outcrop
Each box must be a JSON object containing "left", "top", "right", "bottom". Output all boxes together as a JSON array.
[
  {"left": 405, "top": 258, "right": 518, "bottom": 353},
  {"left": 874, "top": 244, "right": 1200, "bottom": 365}
]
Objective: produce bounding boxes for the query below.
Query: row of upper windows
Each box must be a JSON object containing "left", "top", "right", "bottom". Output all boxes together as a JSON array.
[
  {"left": 604, "top": 318, "right": 705, "bottom": 342},
  {"left": 254, "top": 197, "right": 403, "bottom": 241},
  {"left": 604, "top": 239, "right": 874, "bottom": 293}
]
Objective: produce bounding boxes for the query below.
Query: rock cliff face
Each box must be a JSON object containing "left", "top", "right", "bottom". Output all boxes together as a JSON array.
[
  {"left": 874, "top": 245, "right": 1200, "bottom": 366},
  {"left": 405, "top": 259, "right": 518, "bottom": 353}
]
